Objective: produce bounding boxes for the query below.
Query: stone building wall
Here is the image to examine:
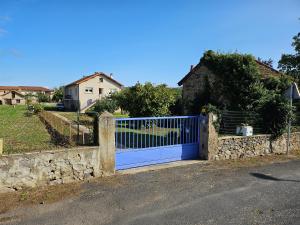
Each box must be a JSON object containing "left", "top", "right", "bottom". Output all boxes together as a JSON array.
[
  {"left": 182, "top": 66, "right": 214, "bottom": 114},
  {"left": 181, "top": 65, "right": 227, "bottom": 114},
  {"left": 0, "top": 147, "right": 101, "bottom": 192}
]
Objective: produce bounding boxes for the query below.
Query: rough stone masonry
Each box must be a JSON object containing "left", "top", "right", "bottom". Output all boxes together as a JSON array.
[
  {"left": 0, "top": 112, "right": 116, "bottom": 193},
  {"left": 202, "top": 113, "right": 300, "bottom": 160},
  {"left": 0, "top": 147, "right": 100, "bottom": 192}
]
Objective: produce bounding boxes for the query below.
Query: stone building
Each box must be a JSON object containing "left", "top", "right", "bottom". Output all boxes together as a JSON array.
[{"left": 177, "top": 57, "right": 283, "bottom": 114}]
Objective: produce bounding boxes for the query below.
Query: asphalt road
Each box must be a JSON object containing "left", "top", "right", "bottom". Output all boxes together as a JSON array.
[{"left": 2, "top": 160, "right": 300, "bottom": 225}]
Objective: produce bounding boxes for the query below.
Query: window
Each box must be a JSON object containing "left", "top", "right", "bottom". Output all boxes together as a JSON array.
[
  {"left": 85, "top": 87, "right": 93, "bottom": 94},
  {"left": 16, "top": 99, "right": 20, "bottom": 104},
  {"left": 99, "top": 78, "right": 104, "bottom": 82},
  {"left": 12, "top": 92, "right": 15, "bottom": 98},
  {"left": 99, "top": 88, "right": 103, "bottom": 95}
]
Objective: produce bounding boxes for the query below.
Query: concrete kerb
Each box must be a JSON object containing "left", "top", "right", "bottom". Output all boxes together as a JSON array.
[{"left": 117, "top": 160, "right": 208, "bottom": 175}]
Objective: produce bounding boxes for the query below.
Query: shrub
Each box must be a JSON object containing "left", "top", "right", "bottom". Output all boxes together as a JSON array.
[
  {"left": 201, "top": 104, "right": 222, "bottom": 132},
  {"left": 92, "top": 97, "right": 119, "bottom": 114},
  {"left": 113, "top": 82, "right": 176, "bottom": 117},
  {"left": 37, "top": 93, "right": 50, "bottom": 103},
  {"left": 169, "top": 88, "right": 183, "bottom": 115},
  {"left": 258, "top": 94, "right": 293, "bottom": 138},
  {"left": 27, "top": 103, "right": 44, "bottom": 114}
]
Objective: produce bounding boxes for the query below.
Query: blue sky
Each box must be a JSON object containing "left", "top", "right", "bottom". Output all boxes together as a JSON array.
[{"left": 0, "top": 0, "right": 299, "bottom": 88}]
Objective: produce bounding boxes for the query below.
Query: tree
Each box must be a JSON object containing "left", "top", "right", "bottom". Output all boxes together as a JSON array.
[
  {"left": 113, "top": 82, "right": 176, "bottom": 117},
  {"left": 37, "top": 93, "right": 50, "bottom": 102},
  {"left": 92, "top": 97, "right": 119, "bottom": 114},
  {"left": 169, "top": 88, "right": 183, "bottom": 115},
  {"left": 258, "top": 94, "right": 293, "bottom": 138},
  {"left": 52, "top": 86, "right": 64, "bottom": 102},
  {"left": 278, "top": 32, "right": 300, "bottom": 82}
]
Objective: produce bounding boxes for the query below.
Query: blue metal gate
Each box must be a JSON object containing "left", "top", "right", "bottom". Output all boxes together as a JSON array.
[{"left": 115, "top": 116, "right": 203, "bottom": 170}]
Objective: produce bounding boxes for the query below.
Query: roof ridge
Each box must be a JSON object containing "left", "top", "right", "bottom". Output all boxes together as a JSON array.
[
  {"left": 0, "top": 86, "right": 51, "bottom": 91},
  {"left": 65, "top": 72, "right": 123, "bottom": 87},
  {"left": 254, "top": 59, "right": 282, "bottom": 75}
]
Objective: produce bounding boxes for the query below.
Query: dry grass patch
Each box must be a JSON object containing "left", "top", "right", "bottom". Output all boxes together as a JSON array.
[{"left": 0, "top": 182, "right": 82, "bottom": 214}]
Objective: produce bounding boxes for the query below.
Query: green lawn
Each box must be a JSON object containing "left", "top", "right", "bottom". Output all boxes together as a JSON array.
[{"left": 0, "top": 105, "right": 57, "bottom": 154}]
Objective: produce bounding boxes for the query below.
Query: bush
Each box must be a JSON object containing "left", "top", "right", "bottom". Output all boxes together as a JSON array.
[
  {"left": 201, "top": 104, "right": 222, "bottom": 132},
  {"left": 37, "top": 93, "right": 50, "bottom": 103},
  {"left": 27, "top": 103, "right": 44, "bottom": 114},
  {"left": 113, "top": 82, "right": 176, "bottom": 117},
  {"left": 92, "top": 97, "right": 119, "bottom": 114},
  {"left": 169, "top": 88, "right": 183, "bottom": 115},
  {"left": 258, "top": 94, "right": 293, "bottom": 138}
]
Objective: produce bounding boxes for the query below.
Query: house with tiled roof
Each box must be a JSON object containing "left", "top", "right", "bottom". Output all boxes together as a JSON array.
[
  {"left": 64, "top": 72, "right": 123, "bottom": 112},
  {"left": 0, "top": 86, "right": 52, "bottom": 105},
  {"left": 177, "top": 53, "right": 286, "bottom": 114}
]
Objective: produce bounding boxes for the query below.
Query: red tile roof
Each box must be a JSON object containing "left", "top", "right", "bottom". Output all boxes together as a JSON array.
[
  {"left": 65, "top": 72, "right": 123, "bottom": 87},
  {"left": 0, "top": 86, "right": 52, "bottom": 92},
  {"left": 0, "top": 90, "right": 24, "bottom": 97}
]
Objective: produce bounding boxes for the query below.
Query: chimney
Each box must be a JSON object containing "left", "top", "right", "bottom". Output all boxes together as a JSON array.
[
  {"left": 110, "top": 73, "right": 113, "bottom": 78},
  {"left": 190, "top": 65, "right": 194, "bottom": 71}
]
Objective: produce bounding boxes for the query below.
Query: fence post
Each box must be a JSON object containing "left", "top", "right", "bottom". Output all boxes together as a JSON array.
[
  {"left": 0, "top": 138, "right": 3, "bottom": 155},
  {"left": 199, "top": 113, "right": 218, "bottom": 160},
  {"left": 98, "top": 111, "right": 115, "bottom": 175},
  {"left": 69, "top": 123, "right": 72, "bottom": 144}
]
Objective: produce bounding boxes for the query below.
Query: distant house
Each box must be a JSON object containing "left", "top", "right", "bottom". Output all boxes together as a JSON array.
[
  {"left": 64, "top": 72, "right": 123, "bottom": 112},
  {"left": 177, "top": 57, "right": 284, "bottom": 114},
  {"left": 0, "top": 86, "right": 52, "bottom": 105}
]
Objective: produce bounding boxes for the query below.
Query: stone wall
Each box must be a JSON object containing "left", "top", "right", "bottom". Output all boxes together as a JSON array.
[
  {"left": 0, "top": 147, "right": 101, "bottom": 192},
  {"left": 0, "top": 111, "right": 116, "bottom": 193},
  {"left": 202, "top": 113, "right": 300, "bottom": 160},
  {"left": 215, "top": 133, "right": 300, "bottom": 160}
]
